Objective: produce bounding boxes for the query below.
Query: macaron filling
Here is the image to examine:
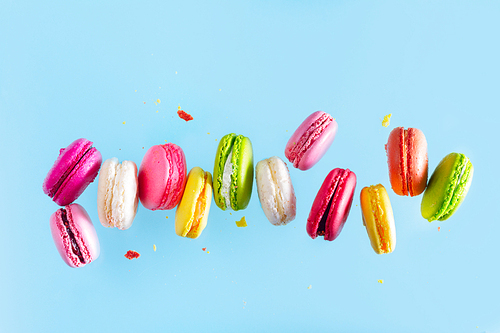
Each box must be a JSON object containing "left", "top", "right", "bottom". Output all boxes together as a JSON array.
[
  {"left": 186, "top": 172, "right": 209, "bottom": 238},
  {"left": 221, "top": 150, "right": 234, "bottom": 210},
  {"left": 60, "top": 208, "right": 86, "bottom": 265},
  {"left": 367, "top": 186, "right": 389, "bottom": 253},
  {"left": 288, "top": 113, "right": 333, "bottom": 168}
]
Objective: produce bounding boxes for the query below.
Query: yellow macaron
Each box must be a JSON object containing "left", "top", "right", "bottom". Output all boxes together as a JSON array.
[
  {"left": 175, "top": 167, "right": 213, "bottom": 238},
  {"left": 360, "top": 184, "right": 396, "bottom": 254}
]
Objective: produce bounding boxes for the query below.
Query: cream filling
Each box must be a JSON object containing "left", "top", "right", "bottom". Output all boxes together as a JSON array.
[{"left": 221, "top": 150, "right": 234, "bottom": 210}]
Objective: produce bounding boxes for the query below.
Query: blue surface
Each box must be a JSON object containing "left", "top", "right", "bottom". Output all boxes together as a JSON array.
[{"left": 1, "top": 1, "right": 499, "bottom": 332}]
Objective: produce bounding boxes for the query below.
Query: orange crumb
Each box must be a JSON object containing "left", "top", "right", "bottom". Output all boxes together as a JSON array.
[
  {"left": 166, "top": 216, "right": 169, "bottom": 219},
  {"left": 124, "top": 250, "right": 140, "bottom": 260},
  {"left": 438, "top": 227, "right": 441, "bottom": 231},
  {"left": 177, "top": 110, "right": 193, "bottom": 121},
  {"left": 202, "top": 247, "right": 206, "bottom": 251},
  {"left": 143, "top": 102, "right": 146, "bottom": 104}
]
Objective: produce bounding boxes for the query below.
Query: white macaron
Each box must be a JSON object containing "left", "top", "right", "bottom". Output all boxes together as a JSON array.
[
  {"left": 255, "top": 156, "right": 296, "bottom": 225},
  {"left": 97, "top": 157, "right": 139, "bottom": 230}
]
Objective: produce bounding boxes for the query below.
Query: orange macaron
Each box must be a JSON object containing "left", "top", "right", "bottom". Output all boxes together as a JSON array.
[{"left": 385, "top": 127, "right": 428, "bottom": 196}]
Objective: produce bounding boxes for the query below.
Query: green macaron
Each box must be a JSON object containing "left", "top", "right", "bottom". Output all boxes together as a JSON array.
[
  {"left": 213, "top": 133, "right": 254, "bottom": 211},
  {"left": 421, "top": 152, "right": 473, "bottom": 222}
]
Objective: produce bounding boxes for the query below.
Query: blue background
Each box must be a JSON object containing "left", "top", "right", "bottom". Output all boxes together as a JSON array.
[{"left": 1, "top": 1, "right": 498, "bottom": 332}]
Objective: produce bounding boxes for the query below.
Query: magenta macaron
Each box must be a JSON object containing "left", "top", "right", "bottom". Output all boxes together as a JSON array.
[
  {"left": 43, "top": 138, "right": 102, "bottom": 206},
  {"left": 138, "top": 143, "right": 187, "bottom": 210},
  {"left": 306, "top": 168, "right": 356, "bottom": 241},
  {"left": 285, "top": 111, "right": 338, "bottom": 171},
  {"left": 50, "top": 203, "right": 100, "bottom": 268}
]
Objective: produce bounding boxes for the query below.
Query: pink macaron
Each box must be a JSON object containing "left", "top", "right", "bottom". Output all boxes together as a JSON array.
[
  {"left": 307, "top": 168, "right": 356, "bottom": 241},
  {"left": 285, "top": 111, "right": 338, "bottom": 171},
  {"left": 138, "top": 143, "right": 187, "bottom": 210},
  {"left": 50, "top": 203, "right": 100, "bottom": 268},
  {"left": 43, "top": 138, "right": 102, "bottom": 206}
]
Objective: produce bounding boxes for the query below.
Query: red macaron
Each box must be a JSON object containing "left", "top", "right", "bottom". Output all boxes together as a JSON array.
[
  {"left": 385, "top": 127, "right": 428, "bottom": 196},
  {"left": 306, "top": 168, "right": 356, "bottom": 241}
]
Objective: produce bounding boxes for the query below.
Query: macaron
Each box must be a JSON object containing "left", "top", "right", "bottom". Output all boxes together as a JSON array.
[
  {"left": 421, "top": 152, "right": 473, "bottom": 222},
  {"left": 385, "top": 127, "right": 428, "bottom": 196},
  {"left": 306, "top": 168, "right": 356, "bottom": 241},
  {"left": 138, "top": 143, "right": 187, "bottom": 210},
  {"left": 97, "top": 158, "right": 139, "bottom": 230},
  {"left": 43, "top": 138, "right": 102, "bottom": 206},
  {"left": 255, "top": 156, "right": 296, "bottom": 226},
  {"left": 175, "top": 167, "right": 213, "bottom": 238},
  {"left": 285, "top": 111, "right": 338, "bottom": 171},
  {"left": 213, "top": 133, "right": 253, "bottom": 211},
  {"left": 360, "top": 184, "right": 396, "bottom": 254},
  {"left": 50, "top": 203, "right": 100, "bottom": 268}
]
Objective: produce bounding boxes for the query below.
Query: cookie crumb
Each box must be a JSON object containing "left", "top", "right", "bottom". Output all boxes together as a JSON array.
[
  {"left": 307, "top": 285, "right": 312, "bottom": 290},
  {"left": 378, "top": 279, "right": 384, "bottom": 284},
  {"left": 207, "top": 251, "right": 210, "bottom": 254},
  {"left": 143, "top": 101, "right": 146, "bottom": 104},
  {"left": 236, "top": 216, "right": 247, "bottom": 227},
  {"left": 122, "top": 121, "right": 126, "bottom": 125},
  {"left": 382, "top": 114, "right": 392, "bottom": 127},
  {"left": 177, "top": 109, "right": 193, "bottom": 121},
  {"left": 202, "top": 247, "right": 206, "bottom": 251},
  {"left": 438, "top": 227, "right": 441, "bottom": 231},
  {"left": 166, "top": 216, "right": 169, "bottom": 219},
  {"left": 153, "top": 244, "right": 157, "bottom": 251},
  {"left": 134, "top": 90, "right": 137, "bottom": 92},
  {"left": 125, "top": 250, "right": 140, "bottom": 260},
  {"left": 157, "top": 99, "right": 161, "bottom": 103}
]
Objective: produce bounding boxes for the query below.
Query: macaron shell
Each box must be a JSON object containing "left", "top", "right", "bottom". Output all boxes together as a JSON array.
[
  {"left": 421, "top": 153, "right": 473, "bottom": 221},
  {"left": 213, "top": 134, "right": 237, "bottom": 210},
  {"left": 43, "top": 138, "right": 102, "bottom": 206},
  {"left": 323, "top": 169, "right": 356, "bottom": 241},
  {"left": 50, "top": 203, "right": 100, "bottom": 267},
  {"left": 285, "top": 111, "right": 337, "bottom": 171},
  {"left": 360, "top": 184, "right": 396, "bottom": 254},
  {"left": 138, "top": 143, "right": 187, "bottom": 210},
  {"left": 255, "top": 156, "right": 296, "bottom": 225},
  {"left": 406, "top": 128, "right": 428, "bottom": 196},
  {"left": 386, "top": 127, "right": 408, "bottom": 196},
  {"left": 175, "top": 167, "right": 212, "bottom": 238},
  {"left": 230, "top": 135, "right": 253, "bottom": 210},
  {"left": 306, "top": 168, "right": 356, "bottom": 241},
  {"left": 97, "top": 158, "right": 139, "bottom": 230}
]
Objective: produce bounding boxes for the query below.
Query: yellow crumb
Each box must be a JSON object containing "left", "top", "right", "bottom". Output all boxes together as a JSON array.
[
  {"left": 378, "top": 279, "right": 384, "bottom": 284},
  {"left": 157, "top": 99, "right": 161, "bottom": 103},
  {"left": 166, "top": 216, "right": 169, "bottom": 219},
  {"left": 207, "top": 132, "right": 210, "bottom": 135},
  {"left": 155, "top": 102, "right": 157, "bottom": 106},
  {"left": 175, "top": 71, "right": 177, "bottom": 74},
  {"left": 122, "top": 121, "right": 126, "bottom": 124},
  {"left": 134, "top": 90, "right": 137, "bottom": 92},
  {"left": 153, "top": 244, "right": 157, "bottom": 251},
  {"left": 219, "top": 89, "right": 221, "bottom": 91},
  {"left": 382, "top": 114, "right": 392, "bottom": 127},
  {"left": 236, "top": 216, "right": 247, "bottom": 227},
  {"left": 178, "top": 106, "right": 181, "bottom": 110},
  {"left": 307, "top": 285, "right": 312, "bottom": 290},
  {"left": 156, "top": 110, "right": 158, "bottom": 113},
  {"left": 207, "top": 251, "right": 210, "bottom": 254}
]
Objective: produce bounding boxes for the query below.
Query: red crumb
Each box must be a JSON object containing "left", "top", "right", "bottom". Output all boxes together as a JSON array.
[
  {"left": 438, "top": 227, "right": 441, "bottom": 232},
  {"left": 202, "top": 247, "right": 206, "bottom": 251},
  {"left": 143, "top": 102, "right": 146, "bottom": 104},
  {"left": 177, "top": 110, "right": 193, "bottom": 121},
  {"left": 125, "top": 250, "right": 140, "bottom": 260}
]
